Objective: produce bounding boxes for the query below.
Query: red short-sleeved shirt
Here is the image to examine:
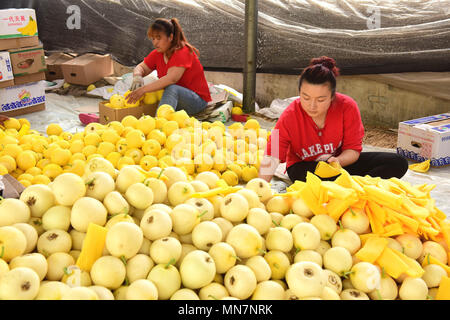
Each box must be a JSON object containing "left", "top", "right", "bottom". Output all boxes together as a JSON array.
[
  {"left": 143, "top": 46, "right": 212, "bottom": 103},
  {"left": 265, "top": 93, "right": 365, "bottom": 168}
]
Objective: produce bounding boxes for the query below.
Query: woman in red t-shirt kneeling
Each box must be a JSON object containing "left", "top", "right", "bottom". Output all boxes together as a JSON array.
[
  {"left": 126, "top": 18, "right": 212, "bottom": 115},
  {"left": 259, "top": 56, "right": 408, "bottom": 183}
]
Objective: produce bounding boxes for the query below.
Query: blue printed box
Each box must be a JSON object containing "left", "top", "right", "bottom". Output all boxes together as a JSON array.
[
  {"left": 0, "top": 80, "right": 45, "bottom": 115},
  {"left": 397, "top": 113, "right": 450, "bottom": 167}
]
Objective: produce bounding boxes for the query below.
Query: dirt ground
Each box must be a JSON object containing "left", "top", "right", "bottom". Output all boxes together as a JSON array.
[{"left": 363, "top": 126, "right": 398, "bottom": 149}]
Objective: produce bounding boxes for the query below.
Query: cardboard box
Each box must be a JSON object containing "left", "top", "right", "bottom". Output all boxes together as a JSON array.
[
  {"left": 99, "top": 101, "right": 144, "bottom": 125},
  {"left": 0, "top": 51, "right": 14, "bottom": 88},
  {"left": 8, "top": 45, "right": 46, "bottom": 77},
  {"left": 0, "top": 36, "right": 39, "bottom": 51},
  {"left": 98, "top": 101, "right": 158, "bottom": 124},
  {"left": 14, "top": 71, "right": 45, "bottom": 85},
  {"left": 0, "top": 9, "right": 38, "bottom": 39},
  {"left": 45, "top": 52, "right": 74, "bottom": 80},
  {"left": 0, "top": 80, "right": 45, "bottom": 116},
  {"left": 397, "top": 113, "right": 450, "bottom": 167},
  {"left": 143, "top": 102, "right": 158, "bottom": 117},
  {"left": 61, "top": 53, "right": 113, "bottom": 86},
  {"left": 1, "top": 102, "right": 44, "bottom": 117}
]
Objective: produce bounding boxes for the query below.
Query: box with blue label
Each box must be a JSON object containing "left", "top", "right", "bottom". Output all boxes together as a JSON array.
[
  {"left": 397, "top": 113, "right": 450, "bottom": 167},
  {"left": 0, "top": 51, "right": 14, "bottom": 88},
  {"left": 0, "top": 80, "right": 45, "bottom": 116}
]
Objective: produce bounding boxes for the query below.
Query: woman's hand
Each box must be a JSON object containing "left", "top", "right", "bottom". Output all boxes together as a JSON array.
[
  {"left": 258, "top": 155, "right": 280, "bottom": 183},
  {"left": 326, "top": 156, "right": 341, "bottom": 166},
  {"left": 126, "top": 87, "right": 146, "bottom": 104}
]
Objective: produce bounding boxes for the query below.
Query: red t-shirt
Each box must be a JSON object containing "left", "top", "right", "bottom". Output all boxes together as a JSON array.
[
  {"left": 265, "top": 93, "right": 365, "bottom": 168},
  {"left": 143, "top": 46, "right": 212, "bottom": 103}
]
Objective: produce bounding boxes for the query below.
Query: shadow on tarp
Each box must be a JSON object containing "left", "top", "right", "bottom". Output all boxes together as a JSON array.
[{"left": 1, "top": 0, "right": 449, "bottom": 74}]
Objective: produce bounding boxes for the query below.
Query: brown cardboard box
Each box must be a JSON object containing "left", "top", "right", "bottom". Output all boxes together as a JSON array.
[
  {"left": 0, "top": 79, "right": 14, "bottom": 89},
  {"left": 13, "top": 71, "right": 45, "bottom": 85},
  {"left": 143, "top": 103, "right": 158, "bottom": 117},
  {"left": 61, "top": 53, "right": 113, "bottom": 86},
  {"left": 45, "top": 52, "right": 74, "bottom": 80},
  {"left": 0, "top": 36, "right": 39, "bottom": 51},
  {"left": 99, "top": 101, "right": 144, "bottom": 125},
  {"left": 98, "top": 101, "right": 158, "bottom": 124},
  {"left": 8, "top": 45, "right": 46, "bottom": 77},
  {"left": 1, "top": 102, "right": 45, "bottom": 117}
]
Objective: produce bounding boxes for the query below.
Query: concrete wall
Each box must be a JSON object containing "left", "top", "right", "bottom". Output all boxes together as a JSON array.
[{"left": 205, "top": 71, "right": 450, "bottom": 129}]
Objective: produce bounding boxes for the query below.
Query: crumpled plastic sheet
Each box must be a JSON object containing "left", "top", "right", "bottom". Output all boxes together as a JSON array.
[
  {"left": 256, "top": 96, "right": 298, "bottom": 119},
  {"left": 2, "top": 0, "right": 449, "bottom": 74},
  {"left": 19, "top": 93, "right": 102, "bottom": 135}
]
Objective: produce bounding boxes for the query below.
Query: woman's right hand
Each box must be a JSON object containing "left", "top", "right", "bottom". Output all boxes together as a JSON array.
[{"left": 130, "top": 75, "right": 144, "bottom": 91}]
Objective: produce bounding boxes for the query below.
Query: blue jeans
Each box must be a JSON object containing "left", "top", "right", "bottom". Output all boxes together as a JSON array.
[{"left": 158, "top": 84, "right": 208, "bottom": 116}]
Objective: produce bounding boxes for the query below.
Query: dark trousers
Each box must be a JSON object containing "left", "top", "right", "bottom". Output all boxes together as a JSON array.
[{"left": 287, "top": 152, "right": 409, "bottom": 182}]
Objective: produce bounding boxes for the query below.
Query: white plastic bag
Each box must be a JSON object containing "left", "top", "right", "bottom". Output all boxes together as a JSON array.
[{"left": 256, "top": 96, "right": 299, "bottom": 119}]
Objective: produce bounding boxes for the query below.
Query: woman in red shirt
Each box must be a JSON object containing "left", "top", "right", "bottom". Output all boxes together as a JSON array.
[
  {"left": 259, "top": 56, "right": 408, "bottom": 183},
  {"left": 126, "top": 18, "right": 211, "bottom": 115}
]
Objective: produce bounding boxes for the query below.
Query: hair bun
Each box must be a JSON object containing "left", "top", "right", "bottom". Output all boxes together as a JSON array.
[{"left": 310, "top": 56, "right": 340, "bottom": 77}]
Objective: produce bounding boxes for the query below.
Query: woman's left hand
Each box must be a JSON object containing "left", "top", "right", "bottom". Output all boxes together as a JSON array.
[{"left": 126, "top": 87, "right": 146, "bottom": 104}]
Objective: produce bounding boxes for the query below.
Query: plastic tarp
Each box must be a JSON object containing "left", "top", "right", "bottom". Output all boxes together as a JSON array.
[{"left": 1, "top": 0, "right": 449, "bottom": 75}]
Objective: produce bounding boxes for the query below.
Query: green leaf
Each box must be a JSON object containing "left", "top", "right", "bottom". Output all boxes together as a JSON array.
[{"left": 120, "top": 255, "right": 127, "bottom": 266}]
